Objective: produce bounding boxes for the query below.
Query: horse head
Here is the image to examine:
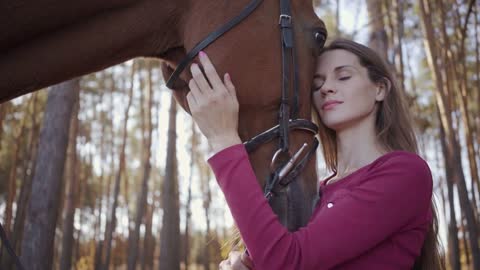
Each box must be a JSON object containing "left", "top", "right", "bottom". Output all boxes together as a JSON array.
[{"left": 161, "top": 0, "right": 327, "bottom": 230}]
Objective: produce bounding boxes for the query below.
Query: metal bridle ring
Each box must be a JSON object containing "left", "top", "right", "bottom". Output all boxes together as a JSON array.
[{"left": 270, "top": 148, "right": 289, "bottom": 172}]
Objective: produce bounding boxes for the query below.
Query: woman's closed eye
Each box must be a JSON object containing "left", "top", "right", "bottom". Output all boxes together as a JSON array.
[
  {"left": 339, "top": 76, "right": 351, "bottom": 81},
  {"left": 312, "top": 82, "right": 324, "bottom": 92}
]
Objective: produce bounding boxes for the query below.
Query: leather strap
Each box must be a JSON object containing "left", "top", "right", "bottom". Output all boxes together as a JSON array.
[
  {"left": 278, "top": 0, "right": 294, "bottom": 153},
  {"left": 166, "top": 0, "right": 264, "bottom": 88},
  {"left": 243, "top": 119, "right": 318, "bottom": 153}
]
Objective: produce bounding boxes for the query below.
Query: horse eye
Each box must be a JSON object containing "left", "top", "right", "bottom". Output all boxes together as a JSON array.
[{"left": 314, "top": 29, "right": 327, "bottom": 48}]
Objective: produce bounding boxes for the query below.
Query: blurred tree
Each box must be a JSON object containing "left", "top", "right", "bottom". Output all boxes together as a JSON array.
[
  {"left": 367, "top": 0, "right": 388, "bottom": 60},
  {"left": 159, "top": 95, "right": 180, "bottom": 270},
  {"left": 128, "top": 60, "right": 154, "bottom": 270},
  {"left": 184, "top": 120, "right": 198, "bottom": 270},
  {"left": 420, "top": 0, "right": 479, "bottom": 268},
  {"left": 102, "top": 61, "right": 136, "bottom": 270},
  {"left": 20, "top": 78, "right": 80, "bottom": 270},
  {"left": 60, "top": 88, "right": 81, "bottom": 270},
  {"left": 3, "top": 92, "right": 44, "bottom": 270},
  {"left": 202, "top": 169, "right": 212, "bottom": 270}
]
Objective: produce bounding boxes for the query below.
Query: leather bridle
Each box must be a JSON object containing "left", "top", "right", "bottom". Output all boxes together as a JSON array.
[{"left": 167, "top": 0, "right": 326, "bottom": 200}]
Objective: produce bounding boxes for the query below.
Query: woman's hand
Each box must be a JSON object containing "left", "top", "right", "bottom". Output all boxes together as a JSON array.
[
  {"left": 219, "top": 251, "right": 254, "bottom": 270},
  {"left": 187, "top": 51, "right": 241, "bottom": 153}
]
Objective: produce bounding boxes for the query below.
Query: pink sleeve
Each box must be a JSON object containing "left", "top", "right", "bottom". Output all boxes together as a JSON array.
[
  {"left": 208, "top": 144, "right": 432, "bottom": 270},
  {"left": 209, "top": 145, "right": 432, "bottom": 270}
]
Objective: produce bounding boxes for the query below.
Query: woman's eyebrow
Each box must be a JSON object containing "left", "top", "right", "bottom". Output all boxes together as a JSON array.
[
  {"left": 334, "top": 65, "right": 356, "bottom": 72},
  {"left": 314, "top": 65, "right": 356, "bottom": 79}
]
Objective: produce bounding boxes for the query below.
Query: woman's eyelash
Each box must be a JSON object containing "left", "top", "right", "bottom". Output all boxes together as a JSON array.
[
  {"left": 313, "top": 83, "right": 324, "bottom": 92},
  {"left": 339, "top": 76, "right": 351, "bottom": 81}
]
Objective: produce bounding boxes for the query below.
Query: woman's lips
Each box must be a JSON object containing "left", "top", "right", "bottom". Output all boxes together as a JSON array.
[{"left": 322, "top": 101, "right": 343, "bottom": 110}]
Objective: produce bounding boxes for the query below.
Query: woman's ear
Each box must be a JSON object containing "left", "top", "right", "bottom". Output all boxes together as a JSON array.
[{"left": 375, "top": 77, "right": 391, "bottom": 102}]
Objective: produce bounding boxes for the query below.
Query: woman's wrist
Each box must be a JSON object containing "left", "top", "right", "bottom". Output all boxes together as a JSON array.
[{"left": 208, "top": 135, "right": 242, "bottom": 154}]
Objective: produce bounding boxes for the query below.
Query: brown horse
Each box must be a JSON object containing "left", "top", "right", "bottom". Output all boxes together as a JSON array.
[{"left": 1, "top": 0, "right": 326, "bottom": 230}]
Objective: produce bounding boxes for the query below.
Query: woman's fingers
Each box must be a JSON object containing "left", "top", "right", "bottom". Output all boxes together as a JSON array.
[
  {"left": 224, "top": 73, "right": 237, "bottom": 98},
  {"left": 187, "top": 79, "right": 200, "bottom": 103},
  {"left": 190, "top": 63, "right": 211, "bottom": 92},
  {"left": 186, "top": 91, "right": 196, "bottom": 110},
  {"left": 185, "top": 50, "right": 241, "bottom": 150},
  {"left": 199, "top": 51, "right": 225, "bottom": 90}
]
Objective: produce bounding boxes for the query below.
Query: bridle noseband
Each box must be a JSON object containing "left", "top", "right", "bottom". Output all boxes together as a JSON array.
[{"left": 167, "top": 0, "right": 326, "bottom": 200}]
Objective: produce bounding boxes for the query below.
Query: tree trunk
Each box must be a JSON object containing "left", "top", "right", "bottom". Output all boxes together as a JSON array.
[
  {"left": 59, "top": 93, "right": 80, "bottom": 270},
  {"left": 3, "top": 97, "right": 30, "bottom": 236},
  {"left": 461, "top": 213, "right": 471, "bottom": 268},
  {"left": 439, "top": 119, "right": 461, "bottom": 270},
  {"left": 98, "top": 73, "right": 117, "bottom": 270},
  {"left": 335, "top": 0, "right": 340, "bottom": 37},
  {"left": 473, "top": 3, "right": 480, "bottom": 216},
  {"left": 20, "top": 78, "right": 80, "bottom": 270},
  {"left": 159, "top": 95, "right": 180, "bottom": 270},
  {"left": 202, "top": 169, "right": 212, "bottom": 270},
  {"left": 475, "top": 4, "right": 480, "bottom": 160},
  {"left": 127, "top": 62, "right": 154, "bottom": 270},
  {"left": 393, "top": 0, "right": 405, "bottom": 91},
  {"left": 184, "top": 122, "right": 197, "bottom": 270},
  {"left": 94, "top": 89, "right": 106, "bottom": 270},
  {"left": 74, "top": 154, "right": 87, "bottom": 266},
  {"left": 143, "top": 74, "right": 161, "bottom": 270},
  {"left": 367, "top": 0, "right": 388, "bottom": 60},
  {"left": 420, "top": 1, "right": 480, "bottom": 268},
  {"left": 2, "top": 93, "right": 41, "bottom": 270},
  {"left": 0, "top": 103, "right": 7, "bottom": 151},
  {"left": 437, "top": 1, "right": 480, "bottom": 267},
  {"left": 0, "top": 95, "right": 33, "bottom": 266},
  {"left": 141, "top": 204, "right": 155, "bottom": 270},
  {"left": 451, "top": 0, "right": 480, "bottom": 220},
  {"left": 102, "top": 61, "right": 136, "bottom": 270}
]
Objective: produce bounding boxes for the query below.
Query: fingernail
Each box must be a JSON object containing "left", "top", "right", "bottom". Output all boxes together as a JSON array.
[
  {"left": 225, "top": 73, "right": 231, "bottom": 80},
  {"left": 199, "top": 51, "right": 206, "bottom": 57}
]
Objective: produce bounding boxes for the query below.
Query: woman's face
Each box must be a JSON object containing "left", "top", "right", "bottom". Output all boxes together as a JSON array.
[{"left": 312, "top": 49, "right": 385, "bottom": 131}]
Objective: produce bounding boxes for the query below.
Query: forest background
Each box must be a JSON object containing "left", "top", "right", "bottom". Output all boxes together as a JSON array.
[{"left": 0, "top": 0, "right": 479, "bottom": 269}]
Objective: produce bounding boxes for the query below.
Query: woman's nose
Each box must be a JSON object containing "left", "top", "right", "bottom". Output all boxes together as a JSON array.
[{"left": 320, "top": 82, "right": 336, "bottom": 95}]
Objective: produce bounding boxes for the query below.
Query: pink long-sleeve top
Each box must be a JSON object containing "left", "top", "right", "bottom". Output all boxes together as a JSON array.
[{"left": 208, "top": 144, "right": 433, "bottom": 270}]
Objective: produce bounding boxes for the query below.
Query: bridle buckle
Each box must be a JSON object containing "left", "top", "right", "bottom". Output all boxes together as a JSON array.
[{"left": 278, "top": 14, "right": 292, "bottom": 25}]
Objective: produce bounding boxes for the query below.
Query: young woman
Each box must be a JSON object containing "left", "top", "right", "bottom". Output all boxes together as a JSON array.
[{"left": 186, "top": 39, "right": 444, "bottom": 269}]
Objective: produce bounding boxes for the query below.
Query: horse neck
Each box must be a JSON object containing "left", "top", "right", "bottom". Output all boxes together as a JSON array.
[{"left": 0, "top": 0, "right": 185, "bottom": 102}]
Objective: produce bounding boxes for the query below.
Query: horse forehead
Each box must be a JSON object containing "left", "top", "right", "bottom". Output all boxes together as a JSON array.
[
  {"left": 182, "top": 0, "right": 322, "bottom": 33},
  {"left": 180, "top": 0, "right": 321, "bottom": 98}
]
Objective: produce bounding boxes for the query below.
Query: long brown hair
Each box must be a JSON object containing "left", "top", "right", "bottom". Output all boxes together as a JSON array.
[{"left": 314, "top": 39, "right": 445, "bottom": 270}]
